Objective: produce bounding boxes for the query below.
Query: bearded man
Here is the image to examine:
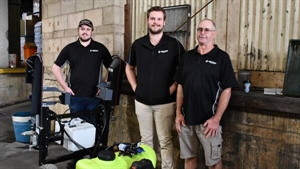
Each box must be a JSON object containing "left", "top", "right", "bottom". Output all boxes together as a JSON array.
[{"left": 125, "top": 6, "right": 185, "bottom": 169}]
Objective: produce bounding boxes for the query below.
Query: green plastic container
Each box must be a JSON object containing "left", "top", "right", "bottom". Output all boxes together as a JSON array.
[{"left": 76, "top": 144, "right": 156, "bottom": 169}]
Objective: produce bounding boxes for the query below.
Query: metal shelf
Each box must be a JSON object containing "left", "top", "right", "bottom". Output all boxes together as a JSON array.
[{"left": 0, "top": 68, "right": 26, "bottom": 74}]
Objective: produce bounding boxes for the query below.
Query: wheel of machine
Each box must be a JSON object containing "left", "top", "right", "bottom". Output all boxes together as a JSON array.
[{"left": 38, "top": 164, "right": 58, "bottom": 169}]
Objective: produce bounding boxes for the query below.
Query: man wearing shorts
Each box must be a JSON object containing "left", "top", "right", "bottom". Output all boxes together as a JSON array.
[{"left": 174, "top": 19, "right": 238, "bottom": 169}]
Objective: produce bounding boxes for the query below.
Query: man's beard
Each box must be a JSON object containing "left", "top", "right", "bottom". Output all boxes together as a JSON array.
[
  {"left": 79, "top": 37, "right": 91, "bottom": 42},
  {"left": 148, "top": 26, "right": 163, "bottom": 35}
]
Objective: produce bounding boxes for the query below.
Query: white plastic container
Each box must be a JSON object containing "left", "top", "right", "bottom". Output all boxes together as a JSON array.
[
  {"left": 64, "top": 122, "right": 96, "bottom": 151},
  {"left": 55, "top": 118, "right": 83, "bottom": 146}
]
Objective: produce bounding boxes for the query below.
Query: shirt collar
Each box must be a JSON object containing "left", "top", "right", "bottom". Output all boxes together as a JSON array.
[
  {"left": 143, "top": 33, "right": 168, "bottom": 47},
  {"left": 192, "top": 44, "right": 220, "bottom": 57},
  {"left": 75, "top": 38, "right": 95, "bottom": 47}
]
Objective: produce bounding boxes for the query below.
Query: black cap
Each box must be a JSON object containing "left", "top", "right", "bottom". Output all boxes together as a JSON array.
[{"left": 78, "top": 19, "right": 94, "bottom": 30}]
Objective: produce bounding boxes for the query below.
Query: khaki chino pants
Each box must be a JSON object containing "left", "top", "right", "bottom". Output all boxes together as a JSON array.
[{"left": 135, "top": 100, "right": 175, "bottom": 169}]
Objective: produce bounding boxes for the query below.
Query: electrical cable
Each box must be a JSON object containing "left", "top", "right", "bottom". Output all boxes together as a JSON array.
[
  {"left": 51, "top": 112, "right": 95, "bottom": 156},
  {"left": 51, "top": 102, "right": 107, "bottom": 157},
  {"left": 62, "top": 108, "right": 69, "bottom": 115},
  {"left": 25, "top": 58, "right": 35, "bottom": 70}
]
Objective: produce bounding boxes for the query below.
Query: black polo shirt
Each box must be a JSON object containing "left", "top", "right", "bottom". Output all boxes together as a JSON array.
[
  {"left": 54, "top": 39, "right": 112, "bottom": 97},
  {"left": 175, "top": 45, "right": 238, "bottom": 125},
  {"left": 127, "top": 33, "right": 185, "bottom": 105}
]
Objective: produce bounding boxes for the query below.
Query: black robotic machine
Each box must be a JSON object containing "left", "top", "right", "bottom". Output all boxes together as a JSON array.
[{"left": 25, "top": 53, "right": 125, "bottom": 167}]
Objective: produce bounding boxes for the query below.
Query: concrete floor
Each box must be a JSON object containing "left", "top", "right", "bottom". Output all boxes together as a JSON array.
[{"left": 0, "top": 101, "right": 70, "bottom": 169}]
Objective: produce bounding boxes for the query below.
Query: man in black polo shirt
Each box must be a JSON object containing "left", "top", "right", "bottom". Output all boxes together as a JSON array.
[
  {"left": 52, "top": 19, "right": 112, "bottom": 169},
  {"left": 125, "top": 6, "right": 185, "bottom": 169},
  {"left": 175, "top": 19, "right": 238, "bottom": 169},
  {"left": 53, "top": 19, "right": 112, "bottom": 123}
]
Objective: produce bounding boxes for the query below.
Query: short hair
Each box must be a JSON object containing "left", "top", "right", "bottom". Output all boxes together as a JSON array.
[
  {"left": 147, "top": 6, "right": 166, "bottom": 20},
  {"left": 201, "top": 18, "right": 216, "bottom": 30}
]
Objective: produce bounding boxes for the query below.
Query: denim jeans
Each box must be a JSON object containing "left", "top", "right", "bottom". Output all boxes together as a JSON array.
[{"left": 69, "top": 96, "right": 101, "bottom": 126}]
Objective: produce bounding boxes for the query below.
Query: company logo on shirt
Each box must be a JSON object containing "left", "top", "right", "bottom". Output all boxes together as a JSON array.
[
  {"left": 158, "top": 50, "right": 168, "bottom": 54},
  {"left": 205, "top": 60, "right": 217, "bottom": 65},
  {"left": 90, "top": 49, "right": 98, "bottom": 52}
]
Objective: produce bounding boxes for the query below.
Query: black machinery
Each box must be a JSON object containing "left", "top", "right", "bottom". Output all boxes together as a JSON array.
[{"left": 25, "top": 53, "right": 125, "bottom": 166}]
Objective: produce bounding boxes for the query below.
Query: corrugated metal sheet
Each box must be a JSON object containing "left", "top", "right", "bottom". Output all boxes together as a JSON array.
[
  {"left": 130, "top": 0, "right": 215, "bottom": 49},
  {"left": 239, "top": 0, "right": 300, "bottom": 71},
  {"left": 129, "top": 0, "right": 300, "bottom": 71}
]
